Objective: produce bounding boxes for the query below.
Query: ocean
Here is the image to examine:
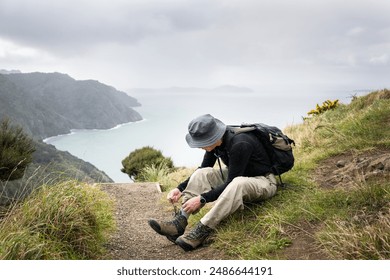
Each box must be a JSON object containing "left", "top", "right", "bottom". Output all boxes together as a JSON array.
[{"left": 44, "top": 89, "right": 357, "bottom": 182}]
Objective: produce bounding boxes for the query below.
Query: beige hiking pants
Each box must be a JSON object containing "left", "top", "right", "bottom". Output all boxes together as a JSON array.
[{"left": 182, "top": 167, "right": 277, "bottom": 229}]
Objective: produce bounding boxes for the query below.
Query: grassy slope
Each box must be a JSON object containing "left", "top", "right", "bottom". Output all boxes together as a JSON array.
[
  {"left": 209, "top": 89, "right": 390, "bottom": 259},
  {"left": 173, "top": 89, "right": 389, "bottom": 260}
]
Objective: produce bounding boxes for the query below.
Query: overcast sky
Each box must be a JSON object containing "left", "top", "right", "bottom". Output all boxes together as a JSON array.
[{"left": 1, "top": 0, "right": 389, "bottom": 92}]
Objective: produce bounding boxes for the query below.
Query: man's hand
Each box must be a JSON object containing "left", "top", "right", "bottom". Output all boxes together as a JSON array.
[
  {"left": 182, "top": 196, "right": 202, "bottom": 214},
  {"left": 167, "top": 188, "right": 182, "bottom": 203}
]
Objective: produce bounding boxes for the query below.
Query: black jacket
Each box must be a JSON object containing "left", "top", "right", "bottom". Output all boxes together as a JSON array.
[{"left": 177, "top": 128, "right": 272, "bottom": 202}]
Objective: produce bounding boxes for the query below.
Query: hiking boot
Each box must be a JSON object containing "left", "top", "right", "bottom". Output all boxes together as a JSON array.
[
  {"left": 175, "top": 222, "right": 213, "bottom": 251},
  {"left": 148, "top": 214, "right": 188, "bottom": 243}
]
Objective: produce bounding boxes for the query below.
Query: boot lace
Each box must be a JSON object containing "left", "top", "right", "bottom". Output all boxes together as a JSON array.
[
  {"left": 171, "top": 200, "right": 180, "bottom": 217},
  {"left": 186, "top": 223, "right": 210, "bottom": 240}
]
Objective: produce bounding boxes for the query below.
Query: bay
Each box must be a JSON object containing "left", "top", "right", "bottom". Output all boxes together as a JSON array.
[{"left": 44, "top": 89, "right": 357, "bottom": 182}]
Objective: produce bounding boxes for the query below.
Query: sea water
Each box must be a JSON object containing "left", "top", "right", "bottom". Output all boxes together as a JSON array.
[{"left": 44, "top": 89, "right": 358, "bottom": 182}]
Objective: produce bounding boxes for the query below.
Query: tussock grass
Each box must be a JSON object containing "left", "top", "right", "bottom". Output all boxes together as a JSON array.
[
  {"left": 140, "top": 164, "right": 195, "bottom": 192},
  {"left": 138, "top": 162, "right": 171, "bottom": 184},
  {"left": 0, "top": 180, "right": 115, "bottom": 259}
]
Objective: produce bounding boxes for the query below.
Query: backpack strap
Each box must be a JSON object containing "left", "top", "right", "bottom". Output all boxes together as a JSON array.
[
  {"left": 275, "top": 172, "right": 286, "bottom": 188},
  {"left": 216, "top": 156, "right": 225, "bottom": 181}
]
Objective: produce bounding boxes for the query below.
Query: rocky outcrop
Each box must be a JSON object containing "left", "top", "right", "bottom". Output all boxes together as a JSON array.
[{"left": 314, "top": 149, "right": 390, "bottom": 188}]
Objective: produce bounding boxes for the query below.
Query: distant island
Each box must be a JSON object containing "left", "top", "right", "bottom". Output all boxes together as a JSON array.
[
  {"left": 0, "top": 69, "right": 22, "bottom": 74},
  {"left": 127, "top": 85, "right": 254, "bottom": 94}
]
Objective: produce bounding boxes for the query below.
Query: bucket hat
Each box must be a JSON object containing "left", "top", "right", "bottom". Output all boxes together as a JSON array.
[{"left": 185, "top": 114, "right": 226, "bottom": 148}]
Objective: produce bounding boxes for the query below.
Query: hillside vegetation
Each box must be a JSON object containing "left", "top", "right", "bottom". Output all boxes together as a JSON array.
[
  {"left": 0, "top": 72, "right": 141, "bottom": 140},
  {"left": 150, "top": 89, "right": 390, "bottom": 259},
  {"left": 1, "top": 141, "right": 113, "bottom": 206},
  {"left": 0, "top": 71, "right": 143, "bottom": 203}
]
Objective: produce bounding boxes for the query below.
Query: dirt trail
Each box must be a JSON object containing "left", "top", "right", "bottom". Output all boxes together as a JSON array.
[
  {"left": 100, "top": 183, "right": 229, "bottom": 260},
  {"left": 100, "top": 182, "right": 327, "bottom": 260}
]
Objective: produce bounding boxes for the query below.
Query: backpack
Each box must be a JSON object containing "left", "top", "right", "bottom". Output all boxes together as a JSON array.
[{"left": 228, "top": 123, "right": 295, "bottom": 187}]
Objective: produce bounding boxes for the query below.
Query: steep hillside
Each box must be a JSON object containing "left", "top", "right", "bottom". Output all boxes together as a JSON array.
[
  {"left": 1, "top": 141, "right": 113, "bottom": 205},
  {"left": 0, "top": 72, "right": 142, "bottom": 140},
  {"left": 0, "top": 72, "right": 142, "bottom": 196}
]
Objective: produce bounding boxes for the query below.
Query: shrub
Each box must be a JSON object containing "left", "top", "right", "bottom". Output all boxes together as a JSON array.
[
  {"left": 121, "top": 146, "right": 174, "bottom": 180},
  {"left": 0, "top": 118, "right": 35, "bottom": 181},
  {"left": 305, "top": 99, "right": 339, "bottom": 118}
]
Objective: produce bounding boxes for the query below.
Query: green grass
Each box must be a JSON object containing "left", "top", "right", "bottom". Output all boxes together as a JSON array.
[
  {"left": 0, "top": 180, "right": 115, "bottom": 259},
  {"left": 317, "top": 181, "right": 390, "bottom": 259},
  {"left": 148, "top": 89, "right": 390, "bottom": 259}
]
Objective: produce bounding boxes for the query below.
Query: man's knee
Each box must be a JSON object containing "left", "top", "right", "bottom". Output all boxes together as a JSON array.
[
  {"left": 188, "top": 168, "right": 214, "bottom": 185},
  {"left": 218, "top": 177, "right": 247, "bottom": 198},
  {"left": 183, "top": 168, "right": 220, "bottom": 199},
  {"left": 226, "top": 176, "right": 276, "bottom": 201},
  {"left": 191, "top": 167, "right": 214, "bottom": 178},
  {"left": 189, "top": 167, "right": 223, "bottom": 186}
]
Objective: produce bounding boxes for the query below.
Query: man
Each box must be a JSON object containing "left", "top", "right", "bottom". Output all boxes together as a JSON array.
[{"left": 148, "top": 114, "right": 278, "bottom": 251}]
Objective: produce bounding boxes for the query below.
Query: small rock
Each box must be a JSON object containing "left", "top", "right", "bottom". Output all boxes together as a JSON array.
[
  {"left": 336, "top": 160, "right": 346, "bottom": 168},
  {"left": 369, "top": 160, "right": 385, "bottom": 171},
  {"left": 384, "top": 160, "right": 390, "bottom": 171},
  {"left": 357, "top": 157, "right": 366, "bottom": 163}
]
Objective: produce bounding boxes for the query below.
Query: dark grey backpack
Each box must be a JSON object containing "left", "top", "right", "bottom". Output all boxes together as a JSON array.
[{"left": 229, "top": 123, "right": 295, "bottom": 186}]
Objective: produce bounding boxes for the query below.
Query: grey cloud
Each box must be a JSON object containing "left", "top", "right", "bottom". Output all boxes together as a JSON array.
[
  {"left": 0, "top": 0, "right": 389, "bottom": 89},
  {"left": 0, "top": 0, "right": 221, "bottom": 55}
]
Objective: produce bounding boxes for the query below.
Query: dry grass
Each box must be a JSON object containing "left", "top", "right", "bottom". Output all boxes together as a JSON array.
[{"left": 319, "top": 207, "right": 390, "bottom": 259}]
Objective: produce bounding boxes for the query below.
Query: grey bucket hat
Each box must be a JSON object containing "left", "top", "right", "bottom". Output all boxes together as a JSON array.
[{"left": 185, "top": 114, "right": 226, "bottom": 148}]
